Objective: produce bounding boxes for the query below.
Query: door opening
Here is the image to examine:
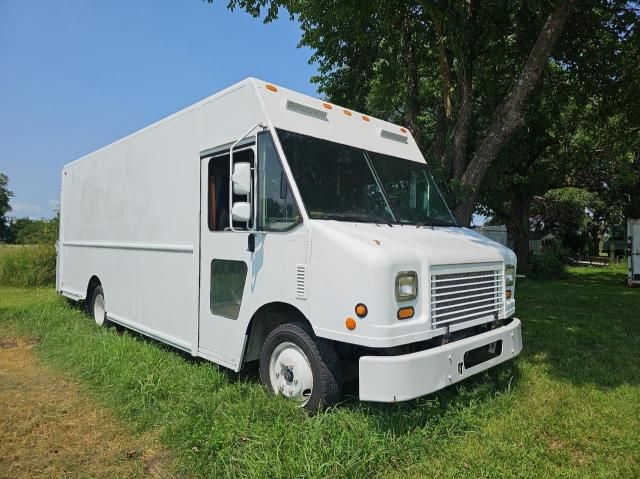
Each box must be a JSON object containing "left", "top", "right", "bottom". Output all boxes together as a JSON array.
[{"left": 207, "top": 148, "right": 255, "bottom": 231}]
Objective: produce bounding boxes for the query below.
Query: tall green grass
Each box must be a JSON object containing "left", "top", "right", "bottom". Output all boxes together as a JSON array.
[
  {"left": 1, "top": 266, "right": 639, "bottom": 478},
  {"left": 0, "top": 244, "right": 56, "bottom": 287}
]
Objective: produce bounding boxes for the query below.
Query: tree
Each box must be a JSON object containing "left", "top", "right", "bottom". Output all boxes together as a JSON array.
[
  {"left": 7, "top": 216, "right": 59, "bottom": 245},
  {"left": 214, "top": 0, "right": 579, "bottom": 224},
  {"left": 0, "top": 173, "right": 13, "bottom": 242},
  {"left": 469, "top": 1, "right": 638, "bottom": 269}
]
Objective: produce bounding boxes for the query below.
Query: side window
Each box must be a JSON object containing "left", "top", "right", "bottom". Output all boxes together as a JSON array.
[
  {"left": 210, "top": 259, "right": 247, "bottom": 319},
  {"left": 207, "top": 155, "right": 230, "bottom": 231},
  {"left": 257, "top": 131, "right": 301, "bottom": 231}
]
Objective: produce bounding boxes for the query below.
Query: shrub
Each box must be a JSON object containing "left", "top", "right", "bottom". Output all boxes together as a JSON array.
[
  {"left": 0, "top": 244, "right": 56, "bottom": 287},
  {"left": 529, "top": 241, "right": 568, "bottom": 279}
]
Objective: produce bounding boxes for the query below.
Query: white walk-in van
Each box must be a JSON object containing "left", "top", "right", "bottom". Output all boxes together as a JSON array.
[{"left": 57, "top": 78, "right": 522, "bottom": 411}]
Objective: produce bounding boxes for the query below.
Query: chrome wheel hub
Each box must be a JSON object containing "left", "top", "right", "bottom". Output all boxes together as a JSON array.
[{"left": 269, "top": 342, "right": 313, "bottom": 405}]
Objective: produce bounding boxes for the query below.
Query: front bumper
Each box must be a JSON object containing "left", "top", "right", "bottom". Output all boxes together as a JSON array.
[{"left": 359, "top": 318, "right": 522, "bottom": 402}]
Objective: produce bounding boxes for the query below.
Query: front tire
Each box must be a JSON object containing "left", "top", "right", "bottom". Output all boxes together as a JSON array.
[
  {"left": 89, "top": 285, "right": 107, "bottom": 327},
  {"left": 259, "top": 322, "right": 342, "bottom": 413}
]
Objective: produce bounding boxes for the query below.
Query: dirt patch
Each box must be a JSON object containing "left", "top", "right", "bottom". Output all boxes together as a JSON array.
[
  {"left": 0, "top": 336, "right": 173, "bottom": 478},
  {"left": 0, "top": 340, "right": 18, "bottom": 349}
]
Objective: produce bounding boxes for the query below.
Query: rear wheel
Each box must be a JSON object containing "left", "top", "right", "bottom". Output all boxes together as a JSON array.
[
  {"left": 89, "top": 285, "right": 107, "bottom": 326},
  {"left": 259, "top": 321, "right": 342, "bottom": 413}
]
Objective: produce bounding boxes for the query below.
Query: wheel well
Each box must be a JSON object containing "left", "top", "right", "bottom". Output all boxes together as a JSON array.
[
  {"left": 86, "top": 275, "right": 101, "bottom": 302},
  {"left": 243, "top": 302, "right": 309, "bottom": 364}
]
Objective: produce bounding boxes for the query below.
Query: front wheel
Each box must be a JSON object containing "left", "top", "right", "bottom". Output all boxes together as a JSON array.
[{"left": 259, "top": 322, "right": 342, "bottom": 413}]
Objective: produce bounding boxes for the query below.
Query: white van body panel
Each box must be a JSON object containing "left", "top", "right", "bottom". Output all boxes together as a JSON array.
[{"left": 308, "top": 221, "right": 516, "bottom": 347}]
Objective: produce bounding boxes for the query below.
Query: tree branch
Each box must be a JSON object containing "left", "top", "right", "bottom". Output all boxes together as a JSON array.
[
  {"left": 451, "top": 0, "right": 476, "bottom": 179},
  {"left": 455, "top": 0, "right": 576, "bottom": 222},
  {"left": 461, "top": 0, "right": 576, "bottom": 189}
]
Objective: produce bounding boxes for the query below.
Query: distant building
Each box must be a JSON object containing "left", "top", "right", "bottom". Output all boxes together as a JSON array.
[
  {"left": 476, "top": 225, "right": 508, "bottom": 246},
  {"left": 528, "top": 231, "right": 556, "bottom": 254}
]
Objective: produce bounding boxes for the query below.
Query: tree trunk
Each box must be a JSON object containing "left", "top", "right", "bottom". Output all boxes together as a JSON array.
[
  {"left": 511, "top": 194, "right": 531, "bottom": 272},
  {"left": 431, "top": 24, "right": 452, "bottom": 170},
  {"left": 452, "top": 67, "right": 473, "bottom": 179},
  {"left": 514, "top": 229, "right": 530, "bottom": 273},
  {"left": 454, "top": 0, "right": 576, "bottom": 223},
  {"left": 403, "top": 16, "right": 421, "bottom": 149},
  {"left": 451, "top": 0, "right": 475, "bottom": 180}
]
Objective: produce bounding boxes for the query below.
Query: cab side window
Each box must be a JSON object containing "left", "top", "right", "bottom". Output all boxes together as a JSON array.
[{"left": 257, "top": 131, "right": 301, "bottom": 231}]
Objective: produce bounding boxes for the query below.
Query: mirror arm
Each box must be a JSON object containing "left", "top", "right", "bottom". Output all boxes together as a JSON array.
[{"left": 229, "top": 123, "right": 262, "bottom": 232}]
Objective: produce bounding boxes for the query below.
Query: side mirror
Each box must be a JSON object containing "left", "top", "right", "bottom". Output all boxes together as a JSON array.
[
  {"left": 231, "top": 202, "right": 251, "bottom": 222},
  {"left": 232, "top": 162, "right": 251, "bottom": 195}
]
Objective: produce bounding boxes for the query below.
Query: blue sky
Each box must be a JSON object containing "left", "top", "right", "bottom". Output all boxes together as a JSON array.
[{"left": 0, "top": 0, "right": 317, "bottom": 219}]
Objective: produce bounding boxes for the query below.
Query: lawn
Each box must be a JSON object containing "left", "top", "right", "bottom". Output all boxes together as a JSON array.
[{"left": 0, "top": 266, "right": 638, "bottom": 478}]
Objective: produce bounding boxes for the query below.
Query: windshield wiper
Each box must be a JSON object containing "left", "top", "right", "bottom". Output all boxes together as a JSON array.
[{"left": 415, "top": 217, "right": 458, "bottom": 229}]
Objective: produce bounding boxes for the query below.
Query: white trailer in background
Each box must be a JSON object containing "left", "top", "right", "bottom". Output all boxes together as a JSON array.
[
  {"left": 629, "top": 219, "right": 640, "bottom": 287},
  {"left": 57, "top": 78, "right": 522, "bottom": 412}
]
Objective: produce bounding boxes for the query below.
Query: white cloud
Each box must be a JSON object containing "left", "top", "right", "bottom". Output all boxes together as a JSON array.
[
  {"left": 48, "top": 198, "right": 60, "bottom": 212},
  {"left": 10, "top": 201, "right": 42, "bottom": 215},
  {"left": 8, "top": 200, "right": 57, "bottom": 219}
]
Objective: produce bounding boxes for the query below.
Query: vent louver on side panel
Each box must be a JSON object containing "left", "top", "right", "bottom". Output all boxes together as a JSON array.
[
  {"left": 286, "top": 100, "right": 329, "bottom": 122},
  {"left": 380, "top": 129, "right": 409, "bottom": 144},
  {"left": 295, "top": 264, "right": 308, "bottom": 300}
]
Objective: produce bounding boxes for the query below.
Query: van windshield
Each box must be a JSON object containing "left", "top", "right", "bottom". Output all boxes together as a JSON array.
[{"left": 276, "top": 129, "right": 458, "bottom": 226}]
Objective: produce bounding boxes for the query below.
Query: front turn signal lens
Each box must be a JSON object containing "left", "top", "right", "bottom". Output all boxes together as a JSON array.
[
  {"left": 345, "top": 317, "right": 357, "bottom": 330},
  {"left": 505, "top": 290, "right": 512, "bottom": 299},
  {"left": 397, "top": 307, "right": 414, "bottom": 320}
]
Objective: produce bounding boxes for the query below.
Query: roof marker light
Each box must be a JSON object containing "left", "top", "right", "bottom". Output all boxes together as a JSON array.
[
  {"left": 343, "top": 109, "right": 352, "bottom": 116},
  {"left": 362, "top": 115, "right": 370, "bottom": 122},
  {"left": 323, "top": 102, "right": 333, "bottom": 109},
  {"left": 266, "top": 84, "right": 278, "bottom": 92},
  {"left": 400, "top": 127, "right": 407, "bottom": 133}
]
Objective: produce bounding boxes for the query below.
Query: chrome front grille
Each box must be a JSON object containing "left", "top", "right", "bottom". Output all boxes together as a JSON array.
[{"left": 430, "top": 265, "right": 504, "bottom": 329}]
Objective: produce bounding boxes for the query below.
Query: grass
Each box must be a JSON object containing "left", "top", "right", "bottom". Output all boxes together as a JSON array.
[
  {"left": 0, "top": 244, "right": 56, "bottom": 287},
  {"left": 0, "top": 266, "right": 639, "bottom": 478}
]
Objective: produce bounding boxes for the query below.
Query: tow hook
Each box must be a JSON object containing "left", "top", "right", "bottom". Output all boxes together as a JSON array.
[{"left": 441, "top": 324, "right": 451, "bottom": 345}]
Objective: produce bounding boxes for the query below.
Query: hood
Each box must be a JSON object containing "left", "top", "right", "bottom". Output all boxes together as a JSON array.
[{"left": 309, "top": 220, "right": 516, "bottom": 267}]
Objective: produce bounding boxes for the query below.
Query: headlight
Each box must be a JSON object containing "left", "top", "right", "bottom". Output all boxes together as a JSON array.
[
  {"left": 395, "top": 271, "right": 418, "bottom": 301},
  {"left": 505, "top": 265, "right": 515, "bottom": 287}
]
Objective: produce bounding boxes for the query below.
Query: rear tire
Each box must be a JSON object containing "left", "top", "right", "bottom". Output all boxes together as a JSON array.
[
  {"left": 259, "top": 321, "right": 342, "bottom": 413},
  {"left": 89, "top": 285, "right": 107, "bottom": 327}
]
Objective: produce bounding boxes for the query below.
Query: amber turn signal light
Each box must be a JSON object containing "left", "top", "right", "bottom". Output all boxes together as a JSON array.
[
  {"left": 355, "top": 303, "right": 368, "bottom": 318},
  {"left": 345, "top": 317, "right": 357, "bottom": 330},
  {"left": 505, "top": 290, "right": 512, "bottom": 299},
  {"left": 397, "top": 307, "right": 414, "bottom": 320}
]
